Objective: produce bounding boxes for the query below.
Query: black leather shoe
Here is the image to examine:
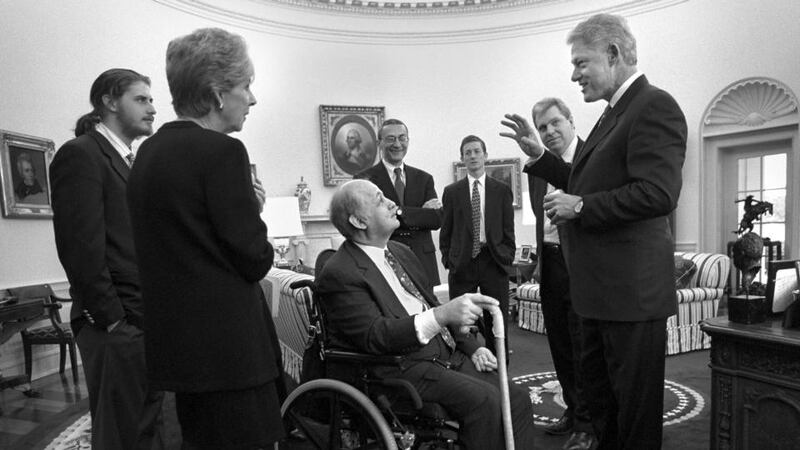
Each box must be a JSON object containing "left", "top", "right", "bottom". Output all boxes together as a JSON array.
[
  {"left": 543, "top": 415, "right": 573, "bottom": 435},
  {"left": 562, "top": 431, "right": 596, "bottom": 450}
]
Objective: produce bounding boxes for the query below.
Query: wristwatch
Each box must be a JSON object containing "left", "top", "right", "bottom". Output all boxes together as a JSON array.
[{"left": 573, "top": 199, "right": 584, "bottom": 215}]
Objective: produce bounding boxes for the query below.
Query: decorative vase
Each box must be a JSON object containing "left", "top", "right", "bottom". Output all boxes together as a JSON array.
[{"left": 295, "top": 177, "right": 311, "bottom": 214}]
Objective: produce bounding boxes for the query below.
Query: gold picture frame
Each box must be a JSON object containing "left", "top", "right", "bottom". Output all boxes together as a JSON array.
[
  {"left": 319, "top": 105, "right": 385, "bottom": 186},
  {"left": 0, "top": 130, "right": 56, "bottom": 219}
]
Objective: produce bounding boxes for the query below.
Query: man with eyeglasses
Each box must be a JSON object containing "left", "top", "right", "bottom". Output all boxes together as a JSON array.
[{"left": 355, "top": 118, "right": 443, "bottom": 285}]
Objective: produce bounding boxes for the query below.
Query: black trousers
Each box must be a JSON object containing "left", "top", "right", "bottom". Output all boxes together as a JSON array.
[
  {"left": 447, "top": 247, "right": 510, "bottom": 358},
  {"left": 76, "top": 319, "right": 164, "bottom": 450},
  {"left": 412, "top": 338, "right": 535, "bottom": 450},
  {"left": 579, "top": 317, "right": 667, "bottom": 450},
  {"left": 539, "top": 244, "right": 592, "bottom": 432}
]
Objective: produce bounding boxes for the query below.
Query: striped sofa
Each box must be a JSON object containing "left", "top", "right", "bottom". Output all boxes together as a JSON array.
[{"left": 516, "top": 252, "right": 731, "bottom": 355}]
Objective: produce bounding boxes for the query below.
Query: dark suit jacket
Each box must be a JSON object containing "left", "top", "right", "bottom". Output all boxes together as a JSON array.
[
  {"left": 439, "top": 176, "right": 515, "bottom": 273},
  {"left": 355, "top": 163, "right": 442, "bottom": 284},
  {"left": 50, "top": 130, "right": 142, "bottom": 335},
  {"left": 527, "top": 139, "right": 584, "bottom": 279},
  {"left": 316, "top": 240, "right": 479, "bottom": 381},
  {"left": 526, "top": 76, "right": 687, "bottom": 321},
  {"left": 127, "top": 121, "right": 280, "bottom": 393}
]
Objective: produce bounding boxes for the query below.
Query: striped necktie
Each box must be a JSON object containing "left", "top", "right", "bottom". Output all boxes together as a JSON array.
[
  {"left": 385, "top": 249, "right": 456, "bottom": 350},
  {"left": 471, "top": 179, "right": 482, "bottom": 258},
  {"left": 393, "top": 167, "right": 405, "bottom": 206},
  {"left": 125, "top": 152, "right": 135, "bottom": 167}
]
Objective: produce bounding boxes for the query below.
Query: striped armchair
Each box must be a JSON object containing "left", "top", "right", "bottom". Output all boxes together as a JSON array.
[
  {"left": 259, "top": 268, "right": 315, "bottom": 389},
  {"left": 669, "top": 252, "right": 730, "bottom": 354},
  {"left": 516, "top": 252, "right": 730, "bottom": 355}
]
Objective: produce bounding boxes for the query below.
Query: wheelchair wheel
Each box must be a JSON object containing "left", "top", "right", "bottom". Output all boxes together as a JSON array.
[{"left": 280, "top": 378, "right": 398, "bottom": 450}]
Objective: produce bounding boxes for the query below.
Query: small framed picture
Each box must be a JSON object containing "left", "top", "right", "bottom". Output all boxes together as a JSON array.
[
  {"left": 0, "top": 130, "right": 55, "bottom": 219},
  {"left": 514, "top": 244, "right": 533, "bottom": 263},
  {"left": 319, "top": 105, "right": 385, "bottom": 186}
]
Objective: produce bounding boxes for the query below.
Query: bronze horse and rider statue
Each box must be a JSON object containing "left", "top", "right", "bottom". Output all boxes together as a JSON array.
[{"left": 734, "top": 195, "right": 774, "bottom": 235}]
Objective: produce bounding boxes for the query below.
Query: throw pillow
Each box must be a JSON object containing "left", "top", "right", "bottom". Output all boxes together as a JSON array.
[{"left": 674, "top": 256, "right": 697, "bottom": 289}]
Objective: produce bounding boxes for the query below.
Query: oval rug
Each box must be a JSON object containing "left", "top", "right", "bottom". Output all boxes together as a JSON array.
[{"left": 512, "top": 371, "right": 705, "bottom": 426}]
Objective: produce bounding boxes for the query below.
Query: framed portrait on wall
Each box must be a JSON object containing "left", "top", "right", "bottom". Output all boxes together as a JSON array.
[
  {"left": 0, "top": 130, "right": 55, "bottom": 218},
  {"left": 453, "top": 157, "right": 522, "bottom": 209},
  {"left": 319, "top": 105, "right": 385, "bottom": 186}
]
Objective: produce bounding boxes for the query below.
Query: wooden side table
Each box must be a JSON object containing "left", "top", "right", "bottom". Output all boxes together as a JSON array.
[{"left": 701, "top": 316, "right": 800, "bottom": 449}]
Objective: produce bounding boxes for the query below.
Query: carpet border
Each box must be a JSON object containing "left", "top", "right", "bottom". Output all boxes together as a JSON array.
[{"left": 11, "top": 398, "right": 90, "bottom": 450}]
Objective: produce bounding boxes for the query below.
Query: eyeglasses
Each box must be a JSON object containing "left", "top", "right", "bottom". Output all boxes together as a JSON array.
[{"left": 382, "top": 135, "right": 408, "bottom": 144}]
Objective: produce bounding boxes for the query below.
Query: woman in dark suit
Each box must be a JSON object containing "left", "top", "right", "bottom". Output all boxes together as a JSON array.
[{"left": 127, "top": 28, "right": 283, "bottom": 449}]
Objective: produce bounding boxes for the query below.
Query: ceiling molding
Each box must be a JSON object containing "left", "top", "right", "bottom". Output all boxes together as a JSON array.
[
  {"left": 263, "top": 0, "right": 558, "bottom": 16},
  {"left": 153, "top": 0, "right": 689, "bottom": 45}
]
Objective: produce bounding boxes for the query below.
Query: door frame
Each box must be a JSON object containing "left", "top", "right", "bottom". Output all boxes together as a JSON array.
[{"left": 699, "top": 78, "right": 799, "bottom": 259}]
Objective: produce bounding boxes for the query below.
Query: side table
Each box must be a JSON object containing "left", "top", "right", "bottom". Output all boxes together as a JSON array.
[{"left": 701, "top": 316, "right": 800, "bottom": 449}]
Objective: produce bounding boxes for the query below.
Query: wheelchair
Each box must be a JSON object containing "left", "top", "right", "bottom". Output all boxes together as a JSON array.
[{"left": 278, "top": 249, "right": 462, "bottom": 450}]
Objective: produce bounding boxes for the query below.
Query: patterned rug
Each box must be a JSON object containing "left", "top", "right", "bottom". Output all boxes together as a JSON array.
[
  {"left": 44, "top": 413, "right": 90, "bottom": 450},
  {"left": 513, "top": 371, "right": 705, "bottom": 427},
  {"left": 45, "top": 372, "right": 705, "bottom": 449}
]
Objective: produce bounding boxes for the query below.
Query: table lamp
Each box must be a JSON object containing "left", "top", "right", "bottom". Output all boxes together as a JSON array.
[
  {"left": 521, "top": 191, "right": 536, "bottom": 228},
  {"left": 262, "top": 196, "right": 304, "bottom": 268}
]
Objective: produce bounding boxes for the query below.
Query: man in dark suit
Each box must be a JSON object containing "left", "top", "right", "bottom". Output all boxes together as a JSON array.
[
  {"left": 317, "top": 179, "right": 535, "bottom": 450},
  {"left": 505, "top": 98, "right": 595, "bottom": 449},
  {"left": 50, "top": 68, "right": 163, "bottom": 449},
  {"left": 440, "top": 135, "right": 515, "bottom": 358},
  {"left": 355, "top": 118, "right": 442, "bottom": 285},
  {"left": 502, "top": 13, "right": 687, "bottom": 449}
]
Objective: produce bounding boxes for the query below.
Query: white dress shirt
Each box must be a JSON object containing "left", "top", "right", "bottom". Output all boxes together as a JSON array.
[
  {"left": 382, "top": 159, "right": 405, "bottom": 186},
  {"left": 355, "top": 242, "right": 443, "bottom": 344},
  {"left": 543, "top": 136, "right": 578, "bottom": 244},
  {"left": 609, "top": 71, "right": 644, "bottom": 108},
  {"left": 95, "top": 122, "right": 134, "bottom": 165}
]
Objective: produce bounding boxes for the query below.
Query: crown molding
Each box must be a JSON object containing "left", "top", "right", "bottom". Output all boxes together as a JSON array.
[{"left": 153, "top": 0, "right": 688, "bottom": 44}]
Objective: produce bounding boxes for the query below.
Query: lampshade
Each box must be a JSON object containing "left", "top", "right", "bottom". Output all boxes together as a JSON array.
[
  {"left": 262, "top": 196, "right": 304, "bottom": 238},
  {"left": 521, "top": 191, "right": 536, "bottom": 226}
]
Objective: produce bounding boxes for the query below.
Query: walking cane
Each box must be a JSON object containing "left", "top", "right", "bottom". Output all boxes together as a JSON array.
[{"left": 483, "top": 304, "right": 515, "bottom": 450}]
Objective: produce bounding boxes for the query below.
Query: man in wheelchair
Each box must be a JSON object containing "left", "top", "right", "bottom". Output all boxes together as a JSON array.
[{"left": 315, "top": 179, "right": 535, "bottom": 449}]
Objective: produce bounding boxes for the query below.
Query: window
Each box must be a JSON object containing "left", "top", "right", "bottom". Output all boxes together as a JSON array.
[{"left": 735, "top": 153, "right": 787, "bottom": 283}]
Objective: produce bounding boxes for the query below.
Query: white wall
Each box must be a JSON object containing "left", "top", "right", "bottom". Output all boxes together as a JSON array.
[{"left": 1, "top": 0, "right": 798, "bottom": 289}]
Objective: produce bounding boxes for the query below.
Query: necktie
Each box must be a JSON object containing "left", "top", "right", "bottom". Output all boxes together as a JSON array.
[
  {"left": 384, "top": 249, "right": 456, "bottom": 350},
  {"left": 588, "top": 105, "right": 613, "bottom": 139},
  {"left": 597, "top": 105, "right": 612, "bottom": 128},
  {"left": 125, "top": 152, "right": 135, "bottom": 167},
  {"left": 393, "top": 167, "right": 405, "bottom": 206},
  {"left": 471, "top": 180, "right": 482, "bottom": 258}
]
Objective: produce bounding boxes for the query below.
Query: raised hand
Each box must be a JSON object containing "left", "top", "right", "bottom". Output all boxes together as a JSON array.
[{"left": 500, "top": 113, "right": 545, "bottom": 159}]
